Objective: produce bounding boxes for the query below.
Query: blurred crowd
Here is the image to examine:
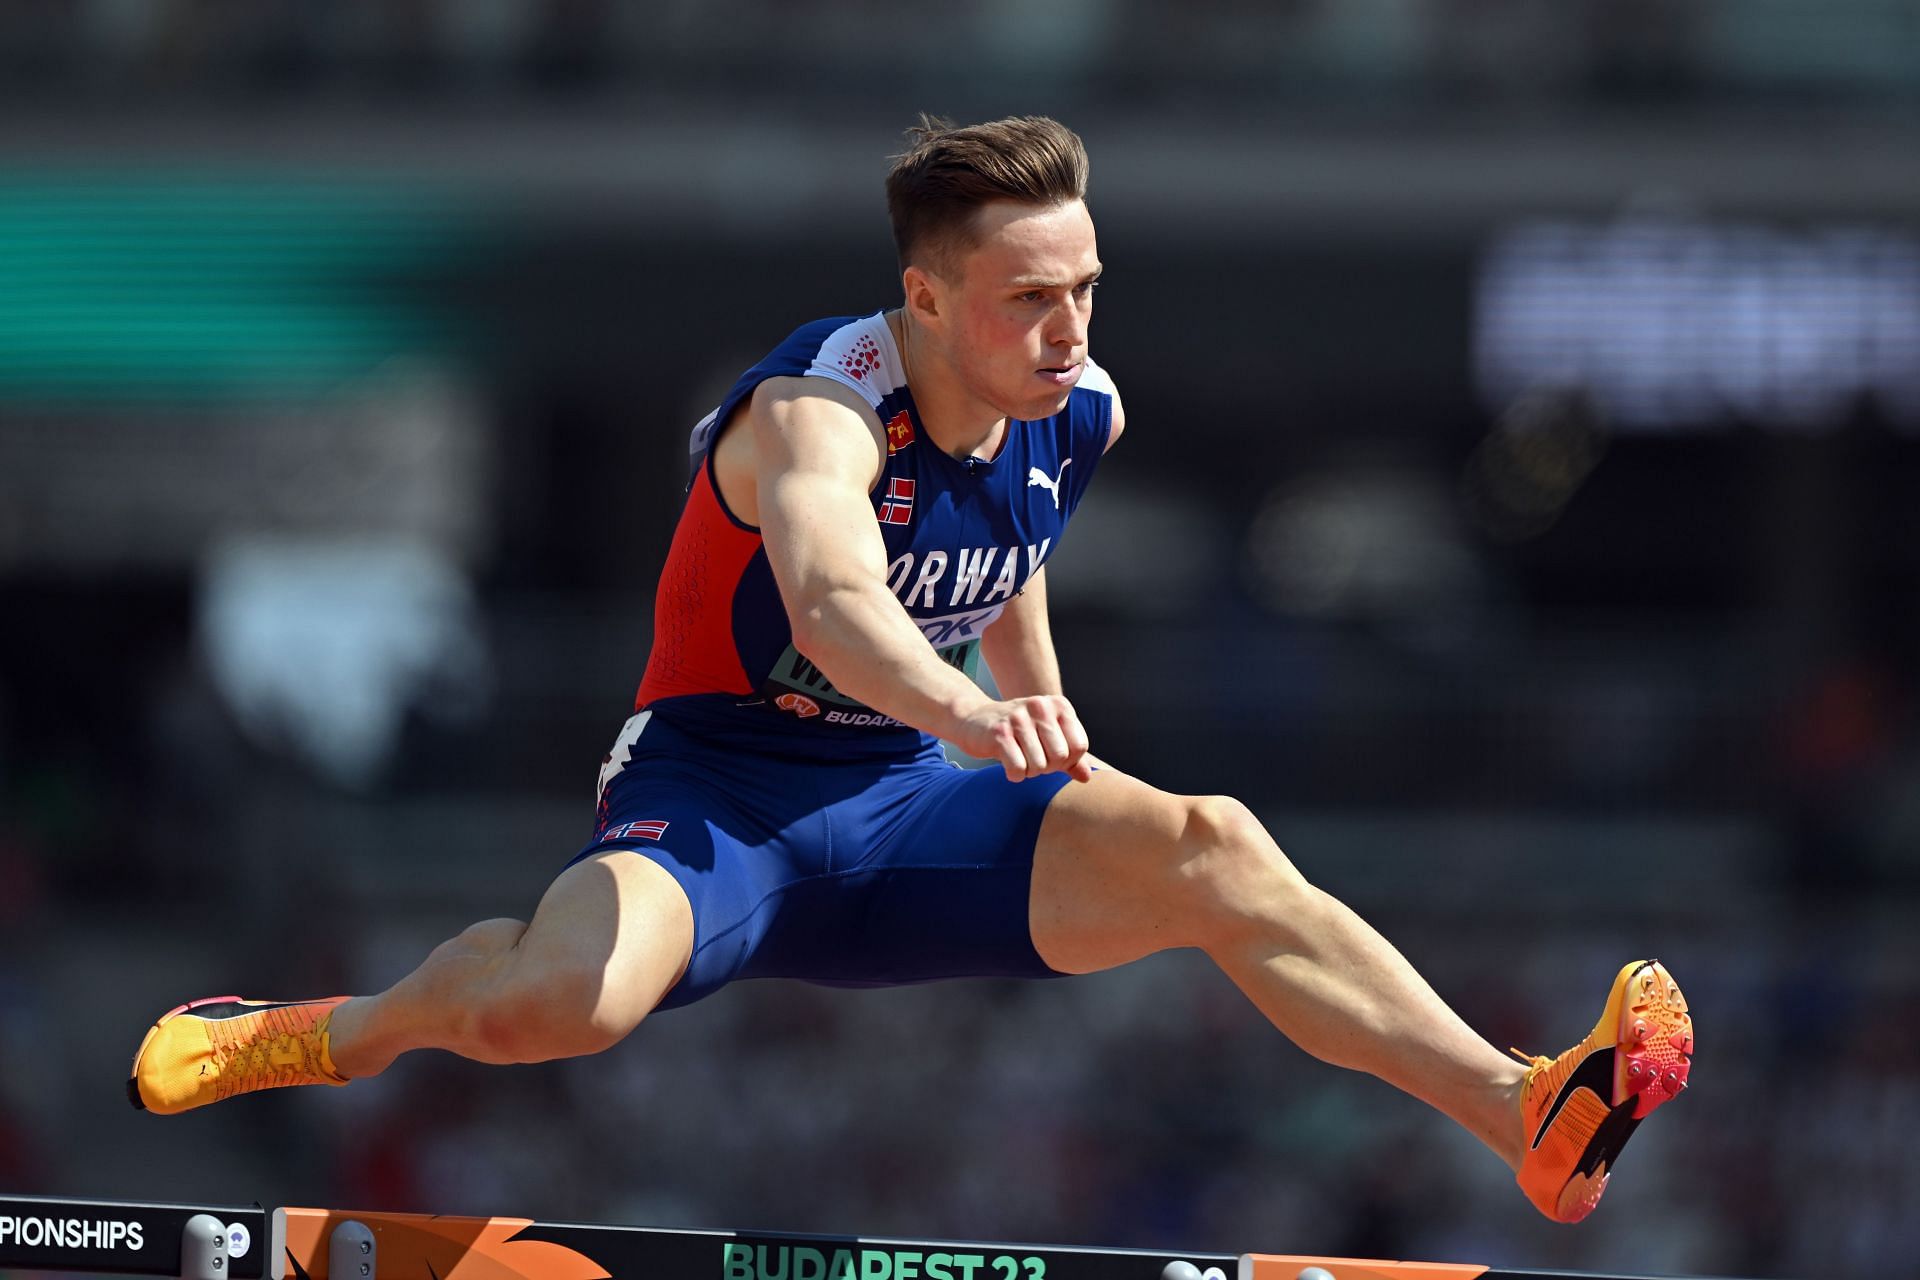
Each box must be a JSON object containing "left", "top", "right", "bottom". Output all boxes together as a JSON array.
[{"left": 0, "top": 0, "right": 1915, "bottom": 109}]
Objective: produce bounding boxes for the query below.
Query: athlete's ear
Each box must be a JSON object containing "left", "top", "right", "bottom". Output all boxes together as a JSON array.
[{"left": 901, "top": 263, "right": 944, "bottom": 326}]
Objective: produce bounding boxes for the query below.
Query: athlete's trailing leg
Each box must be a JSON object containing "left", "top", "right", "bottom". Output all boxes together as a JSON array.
[{"left": 128, "top": 853, "right": 692, "bottom": 1114}]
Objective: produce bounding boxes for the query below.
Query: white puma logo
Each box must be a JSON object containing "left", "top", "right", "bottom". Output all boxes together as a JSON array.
[{"left": 1026, "top": 458, "right": 1072, "bottom": 509}]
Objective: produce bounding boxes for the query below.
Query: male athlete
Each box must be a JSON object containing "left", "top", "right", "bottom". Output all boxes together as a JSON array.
[{"left": 129, "top": 117, "right": 1692, "bottom": 1225}]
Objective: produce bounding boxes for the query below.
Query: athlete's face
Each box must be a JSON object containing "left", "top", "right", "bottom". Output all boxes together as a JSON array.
[{"left": 934, "top": 198, "right": 1101, "bottom": 421}]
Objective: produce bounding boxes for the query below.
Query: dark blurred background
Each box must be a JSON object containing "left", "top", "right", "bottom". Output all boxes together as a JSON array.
[{"left": 2, "top": 4, "right": 1918, "bottom": 1279}]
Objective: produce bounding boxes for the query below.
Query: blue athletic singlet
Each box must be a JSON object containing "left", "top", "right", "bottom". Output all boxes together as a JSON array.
[
  {"left": 633, "top": 310, "right": 1114, "bottom": 760},
  {"left": 574, "top": 311, "right": 1120, "bottom": 1008}
]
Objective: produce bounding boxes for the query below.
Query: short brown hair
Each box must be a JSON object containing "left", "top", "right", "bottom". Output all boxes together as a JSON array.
[{"left": 885, "top": 115, "right": 1089, "bottom": 275}]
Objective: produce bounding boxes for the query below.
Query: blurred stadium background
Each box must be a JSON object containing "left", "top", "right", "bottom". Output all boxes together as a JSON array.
[{"left": 3, "top": 3, "right": 1918, "bottom": 1278}]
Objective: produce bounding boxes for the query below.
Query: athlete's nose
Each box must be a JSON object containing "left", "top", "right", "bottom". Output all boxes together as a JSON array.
[{"left": 1047, "top": 297, "right": 1088, "bottom": 359}]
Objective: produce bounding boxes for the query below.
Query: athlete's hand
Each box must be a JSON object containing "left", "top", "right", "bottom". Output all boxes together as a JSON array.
[{"left": 959, "top": 695, "right": 1094, "bottom": 783}]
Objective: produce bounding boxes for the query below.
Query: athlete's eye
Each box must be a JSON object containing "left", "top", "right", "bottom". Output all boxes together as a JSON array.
[
  {"left": 1074, "top": 280, "right": 1100, "bottom": 299},
  {"left": 1016, "top": 290, "right": 1045, "bottom": 304}
]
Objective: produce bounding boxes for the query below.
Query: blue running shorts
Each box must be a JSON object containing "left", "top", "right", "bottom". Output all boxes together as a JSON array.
[{"left": 569, "top": 710, "right": 1074, "bottom": 1010}]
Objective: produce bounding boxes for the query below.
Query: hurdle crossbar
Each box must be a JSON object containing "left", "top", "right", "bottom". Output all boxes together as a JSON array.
[
  {"left": 0, "top": 1194, "right": 267, "bottom": 1280},
  {"left": 0, "top": 1193, "right": 1775, "bottom": 1280}
]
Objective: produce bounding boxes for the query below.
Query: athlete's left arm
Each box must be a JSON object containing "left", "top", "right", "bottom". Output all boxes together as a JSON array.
[
  {"left": 981, "top": 565, "right": 1065, "bottom": 701},
  {"left": 1101, "top": 378, "right": 1126, "bottom": 451},
  {"left": 979, "top": 392, "right": 1126, "bottom": 762}
]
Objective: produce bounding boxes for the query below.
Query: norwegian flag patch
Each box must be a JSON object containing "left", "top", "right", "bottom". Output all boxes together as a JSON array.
[
  {"left": 606, "top": 819, "right": 669, "bottom": 841},
  {"left": 878, "top": 476, "right": 915, "bottom": 526}
]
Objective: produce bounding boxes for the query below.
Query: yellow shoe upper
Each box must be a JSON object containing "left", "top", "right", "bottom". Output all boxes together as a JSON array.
[
  {"left": 1514, "top": 960, "right": 1693, "bottom": 1223},
  {"left": 130, "top": 997, "right": 350, "bottom": 1115}
]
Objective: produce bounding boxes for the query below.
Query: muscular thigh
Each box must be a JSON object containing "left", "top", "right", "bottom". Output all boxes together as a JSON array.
[
  {"left": 518, "top": 851, "right": 695, "bottom": 1029},
  {"left": 1028, "top": 769, "right": 1215, "bottom": 974}
]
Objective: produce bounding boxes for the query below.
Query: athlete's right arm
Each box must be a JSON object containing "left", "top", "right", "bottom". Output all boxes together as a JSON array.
[{"left": 743, "top": 376, "right": 1091, "bottom": 781}]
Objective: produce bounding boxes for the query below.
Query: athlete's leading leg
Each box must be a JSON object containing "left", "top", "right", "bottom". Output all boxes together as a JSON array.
[
  {"left": 1027, "top": 770, "right": 1528, "bottom": 1167},
  {"left": 1026, "top": 769, "right": 1693, "bottom": 1223},
  {"left": 129, "top": 852, "right": 693, "bottom": 1113}
]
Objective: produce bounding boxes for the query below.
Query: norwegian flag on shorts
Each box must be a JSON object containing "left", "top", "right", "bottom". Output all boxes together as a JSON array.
[
  {"left": 879, "top": 476, "right": 915, "bottom": 526},
  {"left": 607, "top": 819, "right": 669, "bottom": 841}
]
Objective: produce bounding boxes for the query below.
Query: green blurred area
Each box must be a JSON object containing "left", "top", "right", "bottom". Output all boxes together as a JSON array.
[{"left": 0, "top": 177, "right": 476, "bottom": 405}]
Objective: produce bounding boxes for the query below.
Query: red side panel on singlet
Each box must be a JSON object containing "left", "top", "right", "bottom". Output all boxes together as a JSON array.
[{"left": 635, "top": 461, "right": 762, "bottom": 707}]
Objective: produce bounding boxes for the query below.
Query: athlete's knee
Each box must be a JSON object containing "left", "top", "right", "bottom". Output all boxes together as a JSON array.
[
  {"left": 469, "top": 962, "right": 639, "bottom": 1063},
  {"left": 446, "top": 913, "right": 649, "bottom": 1062},
  {"left": 1173, "top": 793, "right": 1312, "bottom": 925},
  {"left": 1177, "top": 793, "right": 1295, "bottom": 874}
]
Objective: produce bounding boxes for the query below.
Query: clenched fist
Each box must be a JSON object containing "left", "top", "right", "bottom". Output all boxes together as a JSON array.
[{"left": 955, "top": 695, "right": 1093, "bottom": 783}]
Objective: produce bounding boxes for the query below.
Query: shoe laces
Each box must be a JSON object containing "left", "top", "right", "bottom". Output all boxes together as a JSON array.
[
  {"left": 1510, "top": 1045, "right": 1563, "bottom": 1103},
  {"left": 213, "top": 1019, "right": 325, "bottom": 1082}
]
